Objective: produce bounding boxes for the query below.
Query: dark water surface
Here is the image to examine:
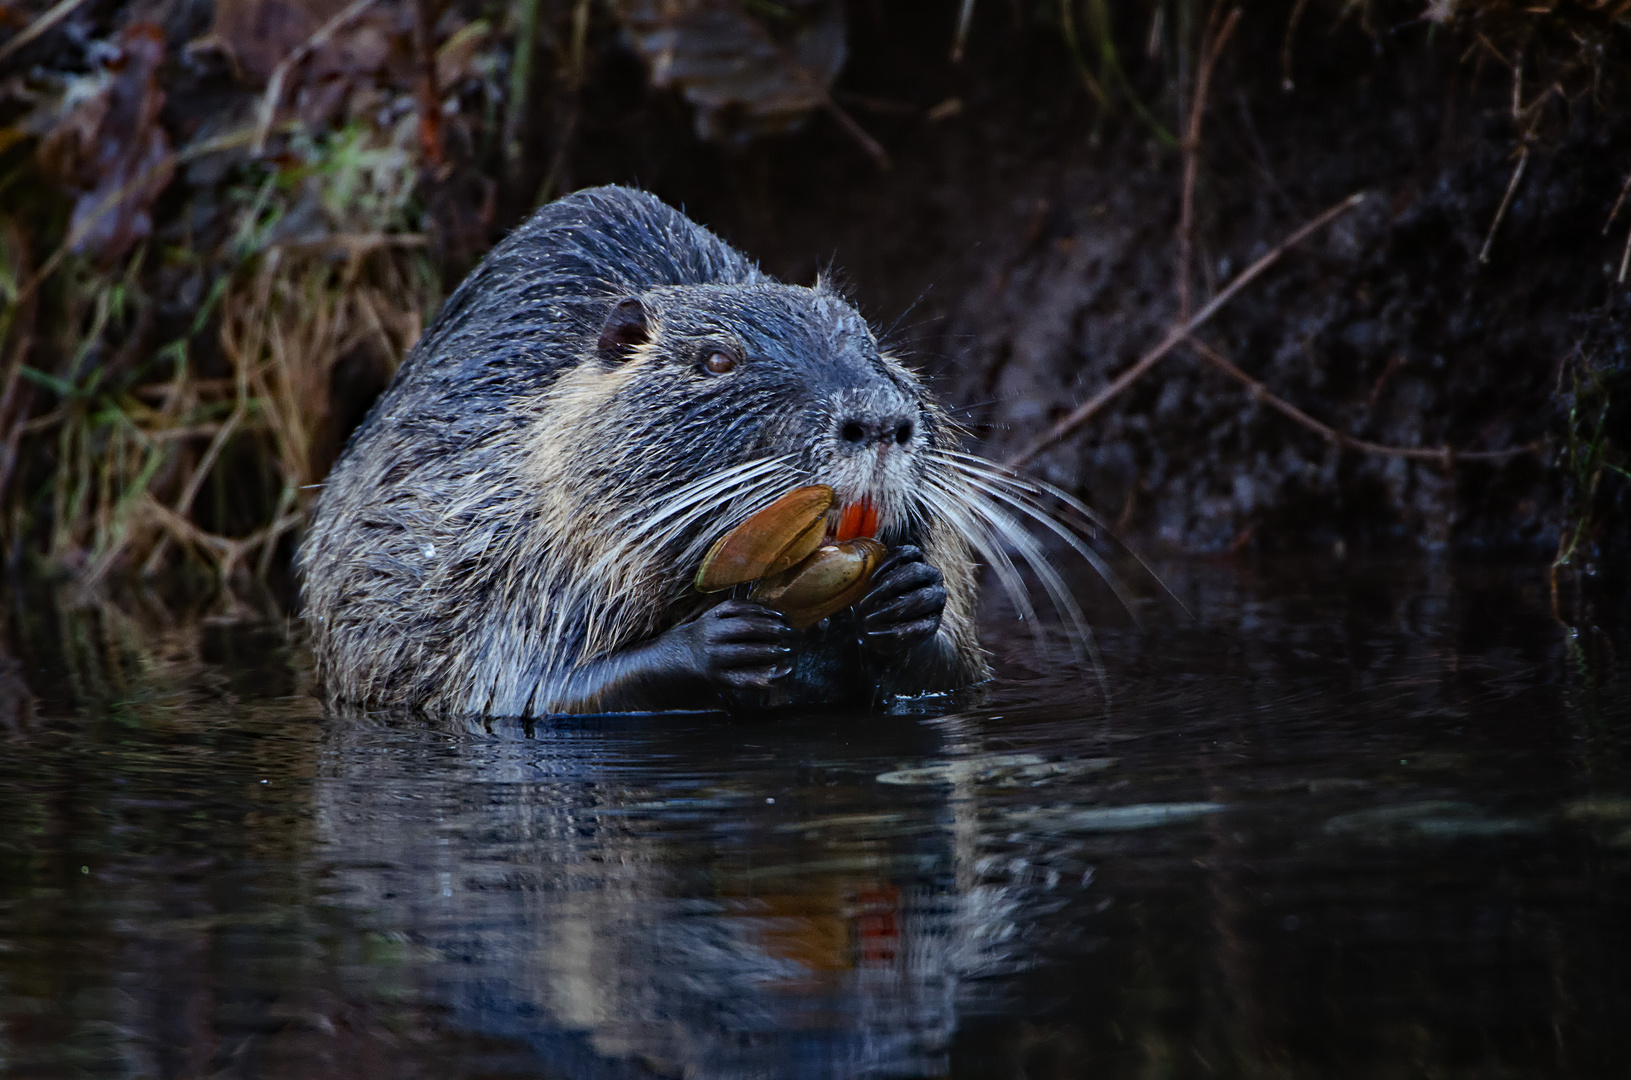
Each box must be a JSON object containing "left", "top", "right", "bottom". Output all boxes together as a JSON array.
[{"left": 2, "top": 558, "right": 1628, "bottom": 1078}]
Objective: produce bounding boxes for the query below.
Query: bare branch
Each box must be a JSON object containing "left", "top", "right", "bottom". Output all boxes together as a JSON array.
[
  {"left": 1479, "top": 146, "right": 1529, "bottom": 265},
  {"left": 1006, "top": 190, "right": 1367, "bottom": 471}
]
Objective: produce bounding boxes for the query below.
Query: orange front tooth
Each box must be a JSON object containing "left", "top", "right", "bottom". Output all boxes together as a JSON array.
[
  {"left": 835, "top": 504, "right": 857, "bottom": 542},
  {"left": 860, "top": 500, "right": 879, "bottom": 539},
  {"left": 834, "top": 497, "right": 879, "bottom": 542}
]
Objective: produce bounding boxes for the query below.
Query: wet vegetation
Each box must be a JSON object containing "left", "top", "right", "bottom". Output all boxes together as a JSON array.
[{"left": 0, "top": 0, "right": 1627, "bottom": 596}]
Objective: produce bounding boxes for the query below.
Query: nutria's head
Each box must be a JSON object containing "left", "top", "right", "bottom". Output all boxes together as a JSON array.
[{"left": 577, "top": 280, "right": 945, "bottom": 542}]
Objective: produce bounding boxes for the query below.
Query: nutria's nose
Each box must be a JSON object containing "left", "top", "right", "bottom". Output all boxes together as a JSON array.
[{"left": 838, "top": 415, "right": 915, "bottom": 449}]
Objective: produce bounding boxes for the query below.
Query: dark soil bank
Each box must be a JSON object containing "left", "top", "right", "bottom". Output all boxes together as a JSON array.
[
  {"left": 541, "top": 1, "right": 1631, "bottom": 563},
  {"left": 3, "top": 0, "right": 1628, "bottom": 578}
]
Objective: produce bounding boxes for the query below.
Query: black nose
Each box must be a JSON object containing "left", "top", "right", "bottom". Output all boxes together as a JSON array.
[{"left": 839, "top": 415, "right": 915, "bottom": 448}]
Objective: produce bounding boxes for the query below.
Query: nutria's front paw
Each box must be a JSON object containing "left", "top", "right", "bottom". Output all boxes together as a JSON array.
[
  {"left": 684, "top": 599, "right": 795, "bottom": 690},
  {"left": 857, "top": 546, "right": 946, "bottom": 656}
]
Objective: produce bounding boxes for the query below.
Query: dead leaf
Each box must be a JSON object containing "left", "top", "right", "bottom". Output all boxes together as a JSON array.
[
  {"left": 206, "top": 0, "right": 354, "bottom": 85},
  {"left": 435, "top": 18, "right": 489, "bottom": 88},
  {"left": 613, "top": 0, "right": 846, "bottom": 141},
  {"left": 35, "top": 23, "right": 174, "bottom": 264}
]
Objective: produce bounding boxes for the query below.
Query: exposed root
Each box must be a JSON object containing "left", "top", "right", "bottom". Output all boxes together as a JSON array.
[
  {"left": 1478, "top": 145, "right": 1529, "bottom": 265},
  {"left": 1182, "top": 335, "right": 1540, "bottom": 463}
]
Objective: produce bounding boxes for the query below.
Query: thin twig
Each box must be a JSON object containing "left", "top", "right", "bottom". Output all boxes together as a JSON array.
[
  {"left": 269, "top": 232, "right": 427, "bottom": 255},
  {"left": 1059, "top": 0, "right": 1111, "bottom": 107},
  {"left": 951, "top": 0, "right": 976, "bottom": 62},
  {"left": 1279, "top": 0, "right": 1309, "bottom": 91},
  {"left": 0, "top": 217, "right": 35, "bottom": 508},
  {"left": 1177, "top": 6, "right": 1241, "bottom": 321},
  {"left": 732, "top": 12, "right": 889, "bottom": 169},
  {"left": 1603, "top": 169, "right": 1631, "bottom": 235},
  {"left": 1510, "top": 46, "right": 1524, "bottom": 118},
  {"left": 252, "top": 0, "right": 380, "bottom": 155},
  {"left": 503, "top": 0, "right": 542, "bottom": 170},
  {"left": 1478, "top": 145, "right": 1528, "bottom": 265},
  {"left": 8, "top": 125, "right": 270, "bottom": 314},
  {"left": 1006, "top": 191, "right": 1366, "bottom": 471},
  {"left": 1184, "top": 335, "right": 1539, "bottom": 462},
  {"left": 143, "top": 423, "right": 240, "bottom": 442},
  {"left": 143, "top": 496, "right": 234, "bottom": 566},
  {"left": 535, "top": 0, "right": 591, "bottom": 206},
  {"left": 0, "top": 296, "right": 36, "bottom": 506},
  {"left": 141, "top": 403, "right": 245, "bottom": 575},
  {"left": 0, "top": 0, "right": 95, "bottom": 62},
  {"left": 821, "top": 101, "right": 891, "bottom": 170},
  {"left": 411, "top": 0, "right": 445, "bottom": 169},
  {"left": 1619, "top": 226, "right": 1631, "bottom": 285},
  {"left": 11, "top": 161, "right": 172, "bottom": 310}
]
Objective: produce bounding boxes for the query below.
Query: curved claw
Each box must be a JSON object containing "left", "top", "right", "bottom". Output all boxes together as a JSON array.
[{"left": 857, "top": 545, "right": 946, "bottom": 655}]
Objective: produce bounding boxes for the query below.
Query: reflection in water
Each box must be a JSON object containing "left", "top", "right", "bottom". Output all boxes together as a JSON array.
[
  {"left": 0, "top": 559, "right": 1629, "bottom": 1077},
  {"left": 313, "top": 713, "right": 987, "bottom": 1076}
]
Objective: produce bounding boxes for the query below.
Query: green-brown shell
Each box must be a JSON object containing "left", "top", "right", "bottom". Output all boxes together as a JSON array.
[
  {"left": 695, "top": 485, "right": 884, "bottom": 627},
  {"left": 694, "top": 485, "right": 834, "bottom": 593},
  {"left": 751, "top": 538, "right": 885, "bottom": 629}
]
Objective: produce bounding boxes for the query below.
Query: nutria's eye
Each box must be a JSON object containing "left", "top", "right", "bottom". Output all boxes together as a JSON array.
[{"left": 704, "top": 351, "right": 737, "bottom": 375}]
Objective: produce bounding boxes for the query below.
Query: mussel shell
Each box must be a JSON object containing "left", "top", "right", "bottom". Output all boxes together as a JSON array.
[
  {"left": 752, "top": 538, "right": 885, "bottom": 629},
  {"left": 695, "top": 484, "right": 835, "bottom": 593}
]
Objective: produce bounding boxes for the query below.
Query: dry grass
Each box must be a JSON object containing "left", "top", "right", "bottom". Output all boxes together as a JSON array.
[
  {"left": 132, "top": 242, "right": 432, "bottom": 583},
  {"left": 1, "top": 79, "right": 439, "bottom": 583},
  {"left": 2, "top": 215, "right": 434, "bottom": 589}
]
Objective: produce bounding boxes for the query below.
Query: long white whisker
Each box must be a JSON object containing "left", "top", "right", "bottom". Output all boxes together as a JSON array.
[
  {"left": 564, "top": 458, "right": 804, "bottom": 660},
  {"left": 920, "top": 480, "right": 1048, "bottom": 658},
  {"left": 958, "top": 487, "right": 1104, "bottom": 684},
  {"left": 662, "top": 471, "right": 803, "bottom": 563},
  {"left": 583, "top": 466, "right": 797, "bottom": 588},
  {"left": 585, "top": 457, "right": 795, "bottom": 577},
  {"left": 613, "top": 454, "right": 794, "bottom": 537},
  {"left": 946, "top": 467, "right": 1144, "bottom": 626},
  {"left": 938, "top": 448, "right": 1114, "bottom": 532},
  {"left": 935, "top": 449, "right": 1186, "bottom": 617}
]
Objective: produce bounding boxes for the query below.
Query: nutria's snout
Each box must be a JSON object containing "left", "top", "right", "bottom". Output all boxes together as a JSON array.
[
  {"left": 835, "top": 412, "right": 915, "bottom": 449},
  {"left": 813, "top": 386, "right": 925, "bottom": 536}
]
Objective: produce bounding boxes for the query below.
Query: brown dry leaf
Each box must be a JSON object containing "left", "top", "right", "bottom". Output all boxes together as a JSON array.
[
  {"left": 205, "top": 0, "right": 355, "bottom": 85},
  {"left": 435, "top": 18, "right": 489, "bottom": 88},
  {"left": 613, "top": 0, "right": 846, "bottom": 141},
  {"left": 203, "top": 0, "right": 408, "bottom": 90},
  {"left": 35, "top": 23, "right": 174, "bottom": 264}
]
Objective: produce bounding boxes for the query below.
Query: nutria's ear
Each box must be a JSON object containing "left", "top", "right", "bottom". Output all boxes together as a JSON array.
[{"left": 597, "top": 298, "right": 649, "bottom": 362}]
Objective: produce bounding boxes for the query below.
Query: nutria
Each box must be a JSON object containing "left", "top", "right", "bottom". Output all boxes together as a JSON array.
[{"left": 299, "top": 185, "right": 999, "bottom": 716}]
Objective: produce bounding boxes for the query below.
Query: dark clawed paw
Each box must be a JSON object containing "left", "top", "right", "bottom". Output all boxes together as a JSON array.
[
  {"left": 689, "top": 599, "right": 794, "bottom": 687},
  {"left": 858, "top": 546, "right": 947, "bottom": 655}
]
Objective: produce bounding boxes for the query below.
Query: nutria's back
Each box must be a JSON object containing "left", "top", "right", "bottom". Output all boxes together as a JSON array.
[{"left": 300, "top": 186, "right": 987, "bottom": 716}]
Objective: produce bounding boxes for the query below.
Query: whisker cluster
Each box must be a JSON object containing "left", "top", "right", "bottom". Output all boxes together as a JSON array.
[
  {"left": 921, "top": 449, "right": 1164, "bottom": 683},
  {"left": 563, "top": 454, "right": 804, "bottom": 665}
]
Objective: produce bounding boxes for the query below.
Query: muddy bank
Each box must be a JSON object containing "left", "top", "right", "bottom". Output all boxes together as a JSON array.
[
  {"left": 1, "top": 0, "right": 1627, "bottom": 582},
  {"left": 574, "top": 2, "right": 1630, "bottom": 563}
]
